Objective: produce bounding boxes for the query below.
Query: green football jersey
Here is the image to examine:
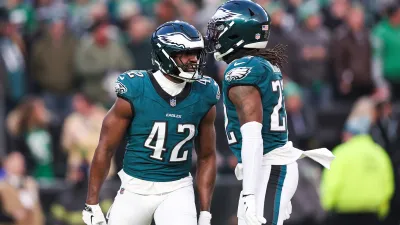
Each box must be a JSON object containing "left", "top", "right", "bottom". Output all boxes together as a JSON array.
[
  {"left": 115, "top": 70, "right": 220, "bottom": 182},
  {"left": 222, "top": 56, "right": 288, "bottom": 163}
]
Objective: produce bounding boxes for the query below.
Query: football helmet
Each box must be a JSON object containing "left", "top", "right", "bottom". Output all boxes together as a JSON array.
[
  {"left": 206, "top": 0, "right": 271, "bottom": 61},
  {"left": 151, "top": 20, "right": 206, "bottom": 82}
]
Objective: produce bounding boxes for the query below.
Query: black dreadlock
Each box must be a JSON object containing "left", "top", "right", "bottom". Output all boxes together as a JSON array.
[{"left": 224, "top": 44, "right": 288, "bottom": 69}]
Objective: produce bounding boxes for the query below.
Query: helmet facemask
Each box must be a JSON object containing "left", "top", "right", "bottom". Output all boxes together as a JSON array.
[
  {"left": 169, "top": 48, "right": 206, "bottom": 82},
  {"left": 151, "top": 21, "right": 207, "bottom": 82},
  {"left": 205, "top": 1, "right": 272, "bottom": 62},
  {"left": 152, "top": 47, "right": 206, "bottom": 82},
  {"left": 206, "top": 20, "right": 240, "bottom": 61}
]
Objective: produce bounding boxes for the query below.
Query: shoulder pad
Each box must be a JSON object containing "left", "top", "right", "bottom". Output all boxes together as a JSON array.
[
  {"left": 115, "top": 70, "right": 146, "bottom": 100},
  {"left": 224, "top": 56, "right": 273, "bottom": 85},
  {"left": 195, "top": 76, "right": 220, "bottom": 106}
]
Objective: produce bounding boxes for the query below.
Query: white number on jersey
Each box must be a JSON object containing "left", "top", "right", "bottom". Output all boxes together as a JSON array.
[
  {"left": 223, "top": 104, "right": 237, "bottom": 144},
  {"left": 145, "top": 122, "right": 195, "bottom": 162},
  {"left": 270, "top": 80, "right": 287, "bottom": 131},
  {"left": 145, "top": 122, "right": 167, "bottom": 160},
  {"left": 126, "top": 70, "right": 145, "bottom": 78}
]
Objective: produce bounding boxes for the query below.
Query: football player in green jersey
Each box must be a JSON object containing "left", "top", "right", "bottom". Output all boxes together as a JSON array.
[
  {"left": 82, "top": 21, "right": 220, "bottom": 225},
  {"left": 206, "top": 1, "right": 334, "bottom": 225}
]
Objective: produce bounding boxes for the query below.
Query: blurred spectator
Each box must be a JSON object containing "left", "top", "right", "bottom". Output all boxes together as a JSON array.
[
  {"left": 35, "top": 0, "right": 68, "bottom": 33},
  {"left": 0, "top": 158, "right": 13, "bottom": 224},
  {"left": 49, "top": 161, "right": 115, "bottom": 225},
  {"left": 0, "top": 152, "right": 44, "bottom": 225},
  {"left": 282, "top": 0, "right": 303, "bottom": 17},
  {"left": 30, "top": 18, "right": 77, "bottom": 125},
  {"left": 109, "top": 0, "right": 140, "bottom": 28},
  {"left": 0, "top": 7, "right": 26, "bottom": 112},
  {"left": 284, "top": 79, "right": 317, "bottom": 150},
  {"left": 341, "top": 88, "right": 389, "bottom": 142},
  {"left": 75, "top": 19, "right": 133, "bottom": 107},
  {"left": 267, "top": 2, "right": 293, "bottom": 76},
  {"left": 5, "top": 0, "right": 37, "bottom": 37},
  {"left": 178, "top": 0, "right": 199, "bottom": 27},
  {"left": 67, "top": 0, "right": 94, "bottom": 37},
  {"left": 370, "top": 96, "right": 400, "bottom": 225},
  {"left": 61, "top": 93, "right": 115, "bottom": 179},
  {"left": 6, "top": 96, "right": 54, "bottom": 182},
  {"left": 372, "top": 2, "right": 400, "bottom": 101},
  {"left": 332, "top": 4, "right": 375, "bottom": 101},
  {"left": 89, "top": 2, "right": 108, "bottom": 25},
  {"left": 321, "top": 107, "right": 394, "bottom": 225},
  {"left": 321, "top": 0, "right": 350, "bottom": 31},
  {"left": 154, "top": 0, "right": 178, "bottom": 26},
  {"left": 0, "top": 70, "right": 5, "bottom": 158},
  {"left": 125, "top": 15, "right": 154, "bottom": 70},
  {"left": 289, "top": 1, "right": 331, "bottom": 108}
]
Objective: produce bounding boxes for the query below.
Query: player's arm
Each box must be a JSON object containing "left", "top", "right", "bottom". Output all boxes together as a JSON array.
[
  {"left": 195, "top": 106, "right": 217, "bottom": 212},
  {"left": 229, "top": 85, "right": 263, "bottom": 195},
  {"left": 86, "top": 98, "right": 132, "bottom": 204}
]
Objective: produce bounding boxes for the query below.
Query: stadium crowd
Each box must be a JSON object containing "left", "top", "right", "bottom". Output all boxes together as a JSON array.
[{"left": 0, "top": 0, "right": 399, "bottom": 224}]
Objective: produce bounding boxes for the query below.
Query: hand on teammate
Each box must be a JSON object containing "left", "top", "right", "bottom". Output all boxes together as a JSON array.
[
  {"left": 198, "top": 211, "right": 212, "bottom": 225},
  {"left": 243, "top": 195, "right": 266, "bottom": 225},
  {"left": 82, "top": 204, "right": 107, "bottom": 225}
]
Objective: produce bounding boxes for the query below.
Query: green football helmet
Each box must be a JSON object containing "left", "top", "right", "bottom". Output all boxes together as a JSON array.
[
  {"left": 151, "top": 20, "right": 206, "bottom": 82},
  {"left": 206, "top": 0, "right": 271, "bottom": 61}
]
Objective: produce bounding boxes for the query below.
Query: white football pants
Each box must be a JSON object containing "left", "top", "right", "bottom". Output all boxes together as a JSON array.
[
  {"left": 107, "top": 185, "right": 197, "bottom": 225},
  {"left": 238, "top": 162, "right": 299, "bottom": 225}
]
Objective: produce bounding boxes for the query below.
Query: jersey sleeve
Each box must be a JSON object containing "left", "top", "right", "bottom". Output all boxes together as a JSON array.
[
  {"left": 196, "top": 76, "right": 220, "bottom": 107},
  {"left": 224, "top": 56, "right": 265, "bottom": 86},
  {"left": 114, "top": 70, "right": 145, "bottom": 103}
]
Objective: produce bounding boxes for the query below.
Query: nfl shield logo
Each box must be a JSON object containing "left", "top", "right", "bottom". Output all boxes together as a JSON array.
[
  {"left": 120, "top": 188, "right": 125, "bottom": 194},
  {"left": 255, "top": 33, "right": 261, "bottom": 40},
  {"left": 170, "top": 98, "right": 177, "bottom": 107}
]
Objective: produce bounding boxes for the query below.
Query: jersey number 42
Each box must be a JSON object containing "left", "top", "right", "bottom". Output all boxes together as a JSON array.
[{"left": 144, "top": 122, "right": 195, "bottom": 162}]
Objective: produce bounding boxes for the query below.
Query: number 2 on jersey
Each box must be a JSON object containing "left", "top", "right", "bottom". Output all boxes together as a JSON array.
[
  {"left": 223, "top": 104, "right": 237, "bottom": 144},
  {"left": 270, "top": 80, "right": 287, "bottom": 131},
  {"left": 145, "top": 122, "right": 195, "bottom": 162}
]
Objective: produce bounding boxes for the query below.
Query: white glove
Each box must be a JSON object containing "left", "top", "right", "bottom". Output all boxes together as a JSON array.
[
  {"left": 82, "top": 204, "right": 107, "bottom": 225},
  {"left": 283, "top": 201, "right": 292, "bottom": 221},
  {"left": 198, "top": 211, "right": 212, "bottom": 225},
  {"left": 243, "top": 195, "right": 266, "bottom": 225}
]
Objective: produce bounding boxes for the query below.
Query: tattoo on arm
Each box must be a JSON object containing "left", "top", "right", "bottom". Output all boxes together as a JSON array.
[{"left": 228, "top": 85, "right": 263, "bottom": 125}]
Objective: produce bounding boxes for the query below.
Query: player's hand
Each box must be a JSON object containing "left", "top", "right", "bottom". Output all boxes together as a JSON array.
[
  {"left": 82, "top": 204, "right": 107, "bottom": 225},
  {"left": 243, "top": 194, "right": 266, "bottom": 225},
  {"left": 198, "top": 211, "right": 212, "bottom": 225}
]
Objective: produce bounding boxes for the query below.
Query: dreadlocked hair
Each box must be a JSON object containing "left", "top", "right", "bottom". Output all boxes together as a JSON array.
[{"left": 225, "top": 44, "right": 288, "bottom": 69}]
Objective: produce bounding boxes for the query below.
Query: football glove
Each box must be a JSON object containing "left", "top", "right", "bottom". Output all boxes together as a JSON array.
[
  {"left": 82, "top": 204, "right": 107, "bottom": 225},
  {"left": 243, "top": 194, "right": 266, "bottom": 225},
  {"left": 198, "top": 211, "right": 212, "bottom": 225}
]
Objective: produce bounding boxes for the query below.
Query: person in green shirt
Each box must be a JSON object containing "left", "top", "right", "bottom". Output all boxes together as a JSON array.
[
  {"left": 15, "top": 96, "right": 54, "bottom": 182},
  {"left": 320, "top": 108, "right": 394, "bottom": 225},
  {"left": 5, "top": 0, "right": 37, "bottom": 37},
  {"left": 371, "top": 2, "right": 400, "bottom": 101}
]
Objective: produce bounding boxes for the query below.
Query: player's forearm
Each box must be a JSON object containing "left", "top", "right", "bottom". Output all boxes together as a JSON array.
[
  {"left": 196, "top": 152, "right": 216, "bottom": 211},
  {"left": 86, "top": 147, "right": 114, "bottom": 204}
]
